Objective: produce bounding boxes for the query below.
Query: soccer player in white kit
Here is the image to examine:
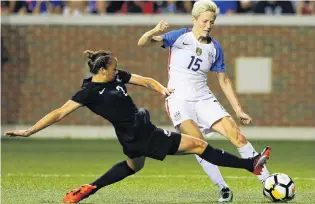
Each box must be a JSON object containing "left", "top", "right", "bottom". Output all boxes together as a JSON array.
[{"left": 138, "top": 0, "right": 270, "bottom": 202}]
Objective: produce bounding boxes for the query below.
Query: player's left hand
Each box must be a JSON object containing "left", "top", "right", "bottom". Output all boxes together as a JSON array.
[
  {"left": 237, "top": 112, "right": 252, "bottom": 125},
  {"left": 161, "top": 88, "right": 174, "bottom": 97},
  {"left": 5, "top": 130, "right": 32, "bottom": 137}
]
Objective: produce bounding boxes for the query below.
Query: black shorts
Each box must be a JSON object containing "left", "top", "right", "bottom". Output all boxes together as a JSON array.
[{"left": 116, "top": 108, "right": 182, "bottom": 161}]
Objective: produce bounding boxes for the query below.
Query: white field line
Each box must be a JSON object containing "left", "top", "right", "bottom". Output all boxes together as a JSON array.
[{"left": 2, "top": 173, "right": 315, "bottom": 181}]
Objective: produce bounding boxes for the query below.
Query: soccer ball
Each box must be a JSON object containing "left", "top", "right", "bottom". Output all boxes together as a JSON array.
[{"left": 263, "top": 173, "right": 295, "bottom": 202}]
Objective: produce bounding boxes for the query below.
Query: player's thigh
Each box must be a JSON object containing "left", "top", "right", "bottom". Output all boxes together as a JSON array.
[
  {"left": 126, "top": 156, "right": 146, "bottom": 172},
  {"left": 146, "top": 128, "right": 205, "bottom": 157},
  {"left": 195, "top": 98, "right": 230, "bottom": 130},
  {"left": 176, "top": 133, "right": 207, "bottom": 155},
  {"left": 142, "top": 128, "right": 182, "bottom": 161},
  {"left": 178, "top": 119, "right": 204, "bottom": 140},
  {"left": 165, "top": 96, "right": 196, "bottom": 128}
]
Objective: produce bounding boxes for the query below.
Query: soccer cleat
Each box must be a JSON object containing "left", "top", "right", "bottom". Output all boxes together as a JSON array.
[
  {"left": 63, "top": 184, "right": 96, "bottom": 203},
  {"left": 252, "top": 146, "right": 271, "bottom": 175},
  {"left": 218, "top": 187, "right": 233, "bottom": 202}
]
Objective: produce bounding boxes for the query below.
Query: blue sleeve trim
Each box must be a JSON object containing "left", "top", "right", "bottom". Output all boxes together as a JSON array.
[
  {"left": 161, "top": 28, "right": 190, "bottom": 48},
  {"left": 210, "top": 39, "right": 226, "bottom": 72}
]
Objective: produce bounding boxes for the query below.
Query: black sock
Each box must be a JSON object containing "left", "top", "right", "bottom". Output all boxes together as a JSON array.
[
  {"left": 199, "top": 145, "right": 253, "bottom": 172},
  {"left": 90, "top": 161, "right": 135, "bottom": 193}
]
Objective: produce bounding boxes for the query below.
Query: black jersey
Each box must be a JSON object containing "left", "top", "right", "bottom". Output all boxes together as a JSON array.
[
  {"left": 72, "top": 70, "right": 182, "bottom": 160},
  {"left": 71, "top": 70, "right": 139, "bottom": 127}
]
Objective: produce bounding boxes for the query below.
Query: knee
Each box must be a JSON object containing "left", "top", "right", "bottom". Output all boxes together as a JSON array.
[
  {"left": 133, "top": 162, "right": 145, "bottom": 172},
  {"left": 127, "top": 158, "right": 145, "bottom": 172},
  {"left": 133, "top": 160, "right": 145, "bottom": 172},
  {"left": 238, "top": 133, "right": 247, "bottom": 144},
  {"left": 193, "top": 139, "right": 208, "bottom": 155},
  {"left": 233, "top": 131, "right": 248, "bottom": 148}
]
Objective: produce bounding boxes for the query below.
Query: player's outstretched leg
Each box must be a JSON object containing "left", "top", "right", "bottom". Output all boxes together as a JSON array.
[
  {"left": 63, "top": 157, "right": 145, "bottom": 203},
  {"left": 212, "top": 117, "right": 270, "bottom": 182},
  {"left": 174, "top": 134, "right": 271, "bottom": 174}
]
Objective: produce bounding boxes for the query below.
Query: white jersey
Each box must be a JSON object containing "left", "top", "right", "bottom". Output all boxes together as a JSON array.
[{"left": 162, "top": 28, "right": 226, "bottom": 101}]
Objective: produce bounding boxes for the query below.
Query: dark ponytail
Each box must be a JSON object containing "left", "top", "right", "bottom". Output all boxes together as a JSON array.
[{"left": 83, "top": 50, "right": 112, "bottom": 74}]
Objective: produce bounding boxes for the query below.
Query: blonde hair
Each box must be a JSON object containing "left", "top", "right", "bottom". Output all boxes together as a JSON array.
[{"left": 192, "top": 0, "right": 219, "bottom": 18}]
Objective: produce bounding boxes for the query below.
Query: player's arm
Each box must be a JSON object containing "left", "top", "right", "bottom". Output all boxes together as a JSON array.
[
  {"left": 5, "top": 100, "right": 82, "bottom": 137},
  {"left": 137, "top": 20, "right": 169, "bottom": 47},
  {"left": 217, "top": 72, "right": 243, "bottom": 114},
  {"left": 128, "top": 74, "right": 174, "bottom": 97},
  {"left": 211, "top": 41, "right": 251, "bottom": 125},
  {"left": 217, "top": 72, "right": 252, "bottom": 125}
]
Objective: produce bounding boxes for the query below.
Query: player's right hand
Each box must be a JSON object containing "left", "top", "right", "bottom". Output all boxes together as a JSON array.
[
  {"left": 5, "top": 130, "right": 32, "bottom": 137},
  {"left": 153, "top": 20, "right": 169, "bottom": 34}
]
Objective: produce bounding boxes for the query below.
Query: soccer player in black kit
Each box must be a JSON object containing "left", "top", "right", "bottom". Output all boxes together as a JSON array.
[{"left": 5, "top": 50, "right": 271, "bottom": 203}]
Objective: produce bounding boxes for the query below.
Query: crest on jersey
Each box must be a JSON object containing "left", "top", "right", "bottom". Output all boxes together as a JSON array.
[{"left": 196, "top": 47, "right": 202, "bottom": 56}]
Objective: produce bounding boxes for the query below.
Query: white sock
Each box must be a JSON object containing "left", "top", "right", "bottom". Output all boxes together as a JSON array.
[
  {"left": 195, "top": 155, "right": 228, "bottom": 190},
  {"left": 237, "top": 142, "right": 270, "bottom": 182}
]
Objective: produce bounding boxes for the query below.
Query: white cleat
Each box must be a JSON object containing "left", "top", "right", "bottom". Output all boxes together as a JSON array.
[{"left": 218, "top": 187, "right": 233, "bottom": 202}]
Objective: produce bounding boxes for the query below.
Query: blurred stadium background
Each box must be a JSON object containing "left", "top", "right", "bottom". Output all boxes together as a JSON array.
[{"left": 1, "top": 1, "right": 315, "bottom": 203}]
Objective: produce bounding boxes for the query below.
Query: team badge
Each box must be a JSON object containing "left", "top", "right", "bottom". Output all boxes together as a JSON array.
[{"left": 196, "top": 47, "right": 202, "bottom": 56}]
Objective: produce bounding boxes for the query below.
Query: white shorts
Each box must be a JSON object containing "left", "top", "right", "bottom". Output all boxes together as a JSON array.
[{"left": 165, "top": 95, "right": 230, "bottom": 134}]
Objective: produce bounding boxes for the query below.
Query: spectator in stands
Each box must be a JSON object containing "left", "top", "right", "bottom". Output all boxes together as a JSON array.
[
  {"left": 63, "top": 1, "right": 87, "bottom": 16},
  {"left": 214, "top": 0, "right": 238, "bottom": 15},
  {"left": 182, "top": 1, "right": 195, "bottom": 13},
  {"left": 236, "top": 0, "right": 256, "bottom": 14},
  {"left": 173, "top": 1, "right": 196, "bottom": 13},
  {"left": 296, "top": 1, "right": 315, "bottom": 15},
  {"left": 28, "top": 1, "right": 64, "bottom": 15},
  {"left": 155, "top": 1, "right": 195, "bottom": 14},
  {"left": 141, "top": 1, "right": 155, "bottom": 14},
  {"left": 1, "top": 1, "right": 30, "bottom": 15},
  {"left": 154, "top": 1, "right": 175, "bottom": 13},
  {"left": 119, "top": 1, "right": 154, "bottom": 14},
  {"left": 253, "top": 1, "right": 295, "bottom": 14},
  {"left": 89, "top": 1, "right": 124, "bottom": 14},
  {"left": 89, "top": 0, "right": 106, "bottom": 14},
  {"left": 126, "top": 1, "right": 143, "bottom": 13}
]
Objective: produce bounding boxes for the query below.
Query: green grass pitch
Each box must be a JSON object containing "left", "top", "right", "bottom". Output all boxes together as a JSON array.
[{"left": 2, "top": 138, "right": 315, "bottom": 204}]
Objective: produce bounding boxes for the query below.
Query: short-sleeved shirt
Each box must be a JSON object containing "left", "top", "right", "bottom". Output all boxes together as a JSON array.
[
  {"left": 71, "top": 70, "right": 138, "bottom": 129},
  {"left": 72, "top": 70, "right": 182, "bottom": 160},
  {"left": 161, "top": 28, "right": 226, "bottom": 101}
]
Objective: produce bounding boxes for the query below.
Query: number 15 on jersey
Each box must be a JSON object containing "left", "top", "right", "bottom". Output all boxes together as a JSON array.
[{"left": 187, "top": 56, "right": 202, "bottom": 72}]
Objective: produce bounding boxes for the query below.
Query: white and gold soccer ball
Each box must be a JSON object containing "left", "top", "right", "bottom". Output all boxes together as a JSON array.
[{"left": 263, "top": 173, "right": 295, "bottom": 202}]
